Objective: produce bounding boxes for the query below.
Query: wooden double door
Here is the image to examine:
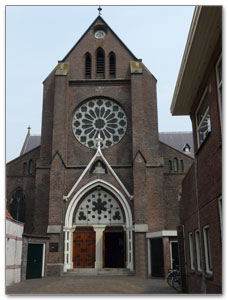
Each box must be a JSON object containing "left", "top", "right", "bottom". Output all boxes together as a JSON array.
[
  {"left": 73, "top": 226, "right": 126, "bottom": 269},
  {"left": 73, "top": 227, "right": 95, "bottom": 268}
]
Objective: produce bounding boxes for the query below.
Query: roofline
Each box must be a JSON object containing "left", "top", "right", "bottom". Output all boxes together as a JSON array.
[
  {"left": 60, "top": 15, "right": 138, "bottom": 63},
  {"left": 159, "top": 140, "right": 194, "bottom": 159},
  {"left": 170, "top": 5, "right": 200, "bottom": 115},
  {"left": 6, "top": 145, "right": 40, "bottom": 165},
  {"left": 43, "top": 15, "right": 139, "bottom": 84},
  {"left": 170, "top": 6, "right": 222, "bottom": 115}
]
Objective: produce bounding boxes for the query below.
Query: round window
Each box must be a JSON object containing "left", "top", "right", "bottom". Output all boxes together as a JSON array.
[{"left": 72, "top": 99, "right": 127, "bottom": 149}]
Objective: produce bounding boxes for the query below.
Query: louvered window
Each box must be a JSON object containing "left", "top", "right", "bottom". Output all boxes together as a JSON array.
[
  {"left": 85, "top": 53, "right": 91, "bottom": 78},
  {"left": 109, "top": 52, "right": 116, "bottom": 77},
  {"left": 96, "top": 49, "right": 105, "bottom": 78}
]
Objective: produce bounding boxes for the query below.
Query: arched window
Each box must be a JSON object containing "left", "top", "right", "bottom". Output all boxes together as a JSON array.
[
  {"left": 23, "top": 162, "right": 27, "bottom": 175},
  {"left": 168, "top": 160, "right": 172, "bottom": 172},
  {"left": 28, "top": 159, "right": 33, "bottom": 175},
  {"left": 174, "top": 158, "right": 178, "bottom": 172},
  {"left": 96, "top": 48, "right": 105, "bottom": 78},
  {"left": 10, "top": 187, "right": 25, "bottom": 223},
  {"left": 109, "top": 52, "right": 116, "bottom": 77},
  {"left": 85, "top": 52, "right": 91, "bottom": 78}
]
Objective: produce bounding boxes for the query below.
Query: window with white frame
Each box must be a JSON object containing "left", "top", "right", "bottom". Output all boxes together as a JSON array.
[
  {"left": 196, "top": 88, "right": 211, "bottom": 147},
  {"left": 203, "top": 226, "right": 213, "bottom": 274},
  {"left": 216, "top": 55, "right": 222, "bottom": 124},
  {"left": 195, "top": 229, "right": 202, "bottom": 272},
  {"left": 189, "top": 232, "right": 194, "bottom": 270}
]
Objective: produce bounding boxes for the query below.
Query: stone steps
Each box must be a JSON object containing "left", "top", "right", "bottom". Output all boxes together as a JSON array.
[{"left": 63, "top": 268, "right": 135, "bottom": 276}]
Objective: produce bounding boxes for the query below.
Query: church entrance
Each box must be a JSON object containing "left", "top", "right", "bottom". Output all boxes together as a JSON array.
[
  {"left": 73, "top": 227, "right": 95, "bottom": 268},
  {"left": 64, "top": 182, "right": 134, "bottom": 272},
  {"left": 103, "top": 227, "right": 125, "bottom": 268}
]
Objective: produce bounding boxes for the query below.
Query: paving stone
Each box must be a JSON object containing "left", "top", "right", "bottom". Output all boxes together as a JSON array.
[{"left": 6, "top": 276, "right": 179, "bottom": 295}]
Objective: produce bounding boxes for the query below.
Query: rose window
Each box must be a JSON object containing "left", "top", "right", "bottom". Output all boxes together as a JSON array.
[{"left": 72, "top": 99, "right": 127, "bottom": 149}]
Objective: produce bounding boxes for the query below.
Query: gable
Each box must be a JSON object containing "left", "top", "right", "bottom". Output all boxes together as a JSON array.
[
  {"left": 53, "top": 16, "right": 139, "bottom": 80},
  {"left": 60, "top": 16, "right": 138, "bottom": 63}
]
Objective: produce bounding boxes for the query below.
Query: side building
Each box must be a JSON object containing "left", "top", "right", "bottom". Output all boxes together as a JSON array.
[
  {"left": 171, "top": 6, "right": 222, "bottom": 294},
  {"left": 6, "top": 210, "right": 24, "bottom": 286}
]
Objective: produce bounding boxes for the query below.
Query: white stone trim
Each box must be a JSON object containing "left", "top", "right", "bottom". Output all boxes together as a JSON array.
[
  {"left": 63, "top": 179, "right": 133, "bottom": 272},
  {"left": 99, "top": 149, "right": 133, "bottom": 200},
  {"left": 146, "top": 230, "right": 177, "bottom": 239},
  {"left": 47, "top": 225, "right": 62, "bottom": 233},
  {"left": 134, "top": 224, "right": 148, "bottom": 232},
  {"left": 63, "top": 147, "right": 133, "bottom": 202},
  {"left": 147, "top": 239, "right": 151, "bottom": 277},
  {"left": 63, "top": 149, "right": 100, "bottom": 201}
]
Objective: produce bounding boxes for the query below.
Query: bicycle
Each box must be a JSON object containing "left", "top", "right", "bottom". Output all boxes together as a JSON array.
[{"left": 167, "top": 268, "right": 181, "bottom": 292}]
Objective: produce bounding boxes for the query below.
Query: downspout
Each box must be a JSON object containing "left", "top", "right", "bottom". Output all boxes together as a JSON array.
[{"left": 194, "top": 157, "right": 206, "bottom": 293}]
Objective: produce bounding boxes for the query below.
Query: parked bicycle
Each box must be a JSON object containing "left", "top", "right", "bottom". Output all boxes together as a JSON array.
[{"left": 167, "top": 267, "right": 181, "bottom": 292}]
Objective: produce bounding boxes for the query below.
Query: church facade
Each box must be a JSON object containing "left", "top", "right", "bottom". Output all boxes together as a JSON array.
[{"left": 6, "top": 15, "right": 193, "bottom": 279}]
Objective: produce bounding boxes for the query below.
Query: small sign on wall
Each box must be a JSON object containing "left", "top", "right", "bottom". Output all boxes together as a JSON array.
[{"left": 49, "top": 243, "right": 58, "bottom": 252}]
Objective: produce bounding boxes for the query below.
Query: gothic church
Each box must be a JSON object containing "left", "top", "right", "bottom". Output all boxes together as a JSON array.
[{"left": 6, "top": 13, "right": 193, "bottom": 279}]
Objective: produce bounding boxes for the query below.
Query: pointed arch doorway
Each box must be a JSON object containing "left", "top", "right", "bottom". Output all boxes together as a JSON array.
[
  {"left": 64, "top": 180, "right": 133, "bottom": 272},
  {"left": 103, "top": 226, "right": 125, "bottom": 268}
]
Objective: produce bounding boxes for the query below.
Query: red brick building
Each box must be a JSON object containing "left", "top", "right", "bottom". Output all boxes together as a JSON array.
[
  {"left": 171, "top": 6, "right": 222, "bottom": 294},
  {"left": 6, "top": 13, "right": 193, "bottom": 280}
]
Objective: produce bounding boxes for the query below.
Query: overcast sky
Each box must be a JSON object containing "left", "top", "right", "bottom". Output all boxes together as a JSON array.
[{"left": 6, "top": 5, "right": 195, "bottom": 162}]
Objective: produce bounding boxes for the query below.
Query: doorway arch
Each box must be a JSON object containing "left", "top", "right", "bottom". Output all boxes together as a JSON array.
[{"left": 63, "top": 179, "right": 133, "bottom": 272}]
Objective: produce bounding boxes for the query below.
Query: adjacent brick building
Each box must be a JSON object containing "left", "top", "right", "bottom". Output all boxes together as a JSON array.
[
  {"left": 6, "top": 13, "right": 193, "bottom": 280},
  {"left": 171, "top": 6, "right": 222, "bottom": 294}
]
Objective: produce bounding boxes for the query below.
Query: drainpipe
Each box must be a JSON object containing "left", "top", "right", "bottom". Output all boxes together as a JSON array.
[{"left": 194, "top": 157, "right": 206, "bottom": 293}]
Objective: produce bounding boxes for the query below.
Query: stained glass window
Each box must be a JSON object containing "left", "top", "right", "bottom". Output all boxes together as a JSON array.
[
  {"left": 75, "top": 187, "right": 124, "bottom": 225},
  {"left": 72, "top": 98, "right": 127, "bottom": 149}
]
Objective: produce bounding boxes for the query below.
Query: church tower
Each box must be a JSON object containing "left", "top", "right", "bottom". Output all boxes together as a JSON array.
[
  {"left": 6, "top": 10, "right": 193, "bottom": 279},
  {"left": 35, "top": 12, "right": 162, "bottom": 277}
]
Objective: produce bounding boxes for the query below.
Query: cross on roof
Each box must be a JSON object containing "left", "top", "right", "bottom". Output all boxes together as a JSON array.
[
  {"left": 98, "top": 6, "right": 102, "bottom": 16},
  {"left": 27, "top": 125, "right": 31, "bottom": 135}
]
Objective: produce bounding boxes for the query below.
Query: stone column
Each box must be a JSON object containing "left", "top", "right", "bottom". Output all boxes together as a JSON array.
[
  {"left": 93, "top": 225, "right": 106, "bottom": 270},
  {"left": 63, "top": 227, "right": 74, "bottom": 271},
  {"left": 126, "top": 227, "right": 134, "bottom": 271}
]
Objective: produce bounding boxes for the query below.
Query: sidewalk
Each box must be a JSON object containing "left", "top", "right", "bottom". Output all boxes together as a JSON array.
[{"left": 6, "top": 275, "right": 179, "bottom": 295}]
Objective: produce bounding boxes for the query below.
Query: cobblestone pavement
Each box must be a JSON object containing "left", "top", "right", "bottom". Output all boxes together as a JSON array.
[{"left": 6, "top": 276, "right": 179, "bottom": 295}]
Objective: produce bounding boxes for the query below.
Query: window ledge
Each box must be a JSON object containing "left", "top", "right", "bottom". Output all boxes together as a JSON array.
[
  {"left": 205, "top": 272, "right": 213, "bottom": 279},
  {"left": 195, "top": 131, "right": 211, "bottom": 155}
]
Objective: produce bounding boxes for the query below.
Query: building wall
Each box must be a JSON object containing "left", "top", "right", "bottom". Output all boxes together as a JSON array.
[
  {"left": 180, "top": 41, "right": 222, "bottom": 293},
  {"left": 6, "top": 147, "right": 40, "bottom": 234},
  {"left": 6, "top": 217, "right": 24, "bottom": 286}
]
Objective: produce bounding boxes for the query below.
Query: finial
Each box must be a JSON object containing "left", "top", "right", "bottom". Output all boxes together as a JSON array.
[
  {"left": 27, "top": 125, "right": 31, "bottom": 135},
  {"left": 98, "top": 6, "right": 102, "bottom": 16},
  {"left": 96, "top": 132, "right": 103, "bottom": 150}
]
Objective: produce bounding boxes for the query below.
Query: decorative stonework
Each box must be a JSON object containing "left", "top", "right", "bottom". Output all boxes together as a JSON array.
[
  {"left": 75, "top": 188, "right": 124, "bottom": 225},
  {"left": 72, "top": 98, "right": 127, "bottom": 149}
]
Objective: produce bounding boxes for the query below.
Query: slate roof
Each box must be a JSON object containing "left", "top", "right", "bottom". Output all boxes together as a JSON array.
[
  {"left": 21, "top": 132, "right": 194, "bottom": 157},
  {"left": 159, "top": 131, "right": 194, "bottom": 157},
  {"left": 21, "top": 135, "right": 41, "bottom": 155}
]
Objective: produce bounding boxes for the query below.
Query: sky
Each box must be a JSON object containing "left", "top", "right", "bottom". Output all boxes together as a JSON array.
[{"left": 5, "top": 5, "right": 196, "bottom": 162}]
